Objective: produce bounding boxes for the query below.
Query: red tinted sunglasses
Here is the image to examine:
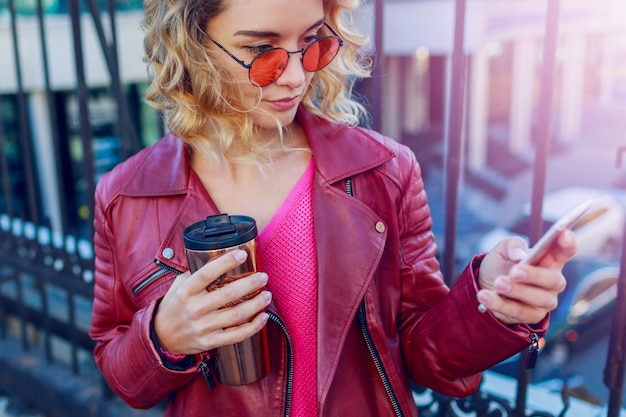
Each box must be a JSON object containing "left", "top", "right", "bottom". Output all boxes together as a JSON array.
[{"left": 206, "top": 23, "right": 343, "bottom": 87}]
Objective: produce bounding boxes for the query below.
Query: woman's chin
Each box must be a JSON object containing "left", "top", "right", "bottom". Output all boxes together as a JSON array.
[{"left": 252, "top": 108, "right": 298, "bottom": 130}]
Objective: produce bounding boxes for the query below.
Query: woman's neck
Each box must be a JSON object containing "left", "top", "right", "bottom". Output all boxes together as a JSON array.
[
  {"left": 189, "top": 123, "right": 311, "bottom": 231},
  {"left": 216, "top": 122, "right": 309, "bottom": 163}
]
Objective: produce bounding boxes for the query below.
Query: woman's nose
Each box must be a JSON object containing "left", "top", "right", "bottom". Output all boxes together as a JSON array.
[{"left": 274, "top": 52, "right": 306, "bottom": 88}]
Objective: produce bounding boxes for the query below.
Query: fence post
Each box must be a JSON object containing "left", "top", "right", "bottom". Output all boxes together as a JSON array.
[
  {"left": 515, "top": 0, "right": 562, "bottom": 415},
  {"left": 442, "top": 0, "right": 467, "bottom": 287},
  {"left": 604, "top": 148, "right": 626, "bottom": 417}
]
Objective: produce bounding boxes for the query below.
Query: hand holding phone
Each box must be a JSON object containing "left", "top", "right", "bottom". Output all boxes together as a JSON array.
[{"left": 477, "top": 198, "right": 592, "bottom": 313}]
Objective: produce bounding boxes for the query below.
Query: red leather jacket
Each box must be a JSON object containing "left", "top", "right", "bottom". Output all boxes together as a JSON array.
[{"left": 90, "top": 108, "right": 546, "bottom": 416}]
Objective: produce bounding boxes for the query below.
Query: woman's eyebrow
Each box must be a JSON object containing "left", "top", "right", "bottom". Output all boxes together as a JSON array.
[{"left": 233, "top": 18, "right": 325, "bottom": 38}]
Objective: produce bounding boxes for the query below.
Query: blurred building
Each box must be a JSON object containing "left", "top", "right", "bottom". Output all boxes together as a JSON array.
[
  {"left": 370, "top": 0, "right": 626, "bottom": 200},
  {"left": 1, "top": 0, "right": 626, "bottom": 237}
]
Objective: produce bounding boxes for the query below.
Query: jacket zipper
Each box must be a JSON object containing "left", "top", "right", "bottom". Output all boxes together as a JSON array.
[
  {"left": 358, "top": 300, "right": 404, "bottom": 417},
  {"left": 525, "top": 332, "right": 540, "bottom": 369},
  {"left": 345, "top": 178, "right": 354, "bottom": 196},
  {"left": 268, "top": 311, "right": 294, "bottom": 417},
  {"left": 132, "top": 260, "right": 183, "bottom": 295},
  {"left": 345, "top": 178, "right": 403, "bottom": 416},
  {"left": 199, "top": 352, "right": 217, "bottom": 391}
]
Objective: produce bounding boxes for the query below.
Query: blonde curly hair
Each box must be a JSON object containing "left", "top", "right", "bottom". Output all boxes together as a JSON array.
[{"left": 141, "top": 0, "right": 371, "bottom": 161}]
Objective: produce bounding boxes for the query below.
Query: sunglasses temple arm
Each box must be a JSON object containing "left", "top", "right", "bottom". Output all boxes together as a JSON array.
[{"left": 323, "top": 22, "right": 343, "bottom": 43}]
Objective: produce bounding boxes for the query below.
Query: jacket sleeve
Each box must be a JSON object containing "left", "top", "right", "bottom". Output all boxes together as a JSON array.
[
  {"left": 89, "top": 173, "right": 197, "bottom": 409},
  {"left": 394, "top": 147, "right": 548, "bottom": 397}
]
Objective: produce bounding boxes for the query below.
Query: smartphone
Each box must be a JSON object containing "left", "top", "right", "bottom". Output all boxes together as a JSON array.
[{"left": 518, "top": 198, "right": 593, "bottom": 266}]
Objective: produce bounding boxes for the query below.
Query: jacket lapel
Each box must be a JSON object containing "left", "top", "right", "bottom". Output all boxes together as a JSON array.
[
  {"left": 297, "top": 108, "right": 395, "bottom": 185},
  {"left": 298, "top": 109, "right": 395, "bottom": 401}
]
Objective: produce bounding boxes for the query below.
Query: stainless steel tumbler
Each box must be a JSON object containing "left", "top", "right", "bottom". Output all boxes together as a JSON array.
[{"left": 183, "top": 214, "right": 270, "bottom": 385}]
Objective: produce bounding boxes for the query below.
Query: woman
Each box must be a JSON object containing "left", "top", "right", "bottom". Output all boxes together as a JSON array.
[{"left": 89, "top": 0, "right": 576, "bottom": 415}]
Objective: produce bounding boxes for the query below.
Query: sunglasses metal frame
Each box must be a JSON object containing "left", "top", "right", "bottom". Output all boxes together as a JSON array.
[{"left": 205, "top": 22, "right": 344, "bottom": 87}]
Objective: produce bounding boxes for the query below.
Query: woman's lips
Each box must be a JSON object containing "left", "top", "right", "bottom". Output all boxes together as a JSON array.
[{"left": 267, "top": 96, "right": 299, "bottom": 111}]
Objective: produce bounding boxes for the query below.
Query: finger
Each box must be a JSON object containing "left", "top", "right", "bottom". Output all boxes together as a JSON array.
[
  {"left": 214, "top": 289, "right": 273, "bottom": 328},
  {"left": 492, "top": 275, "right": 560, "bottom": 310},
  {"left": 158, "top": 271, "right": 191, "bottom": 308},
  {"left": 477, "top": 289, "right": 547, "bottom": 324},
  {"left": 200, "top": 310, "right": 270, "bottom": 351},
  {"left": 508, "top": 264, "right": 567, "bottom": 294},
  {"left": 553, "top": 230, "right": 578, "bottom": 263},
  {"left": 186, "top": 250, "right": 249, "bottom": 294},
  {"left": 205, "top": 272, "right": 270, "bottom": 311}
]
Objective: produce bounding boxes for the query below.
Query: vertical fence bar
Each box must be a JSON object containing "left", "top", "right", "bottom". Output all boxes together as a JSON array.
[
  {"left": 35, "top": 0, "right": 61, "bottom": 363},
  {"left": 0, "top": 98, "right": 14, "bottom": 216},
  {"left": 67, "top": 0, "right": 95, "bottom": 373},
  {"left": 67, "top": 0, "right": 96, "bottom": 240},
  {"left": 36, "top": 0, "right": 68, "bottom": 237},
  {"left": 6, "top": 0, "right": 35, "bottom": 354},
  {"left": 15, "top": 249, "right": 29, "bottom": 351},
  {"left": 604, "top": 149, "right": 626, "bottom": 417},
  {"left": 68, "top": 284, "right": 79, "bottom": 374},
  {"left": 515, "top": 0, "right": 562, "bottom": 416},
  {"left": 0, "top": 151, "right": 10, "bottom": 341},
  {"left": 442, "top": 0, "right": 467, "bottom": 286},
  {"left": 7, "top": 0, "right": 40, "bottom": 224},
  {"left": 371, "top": 0, "right": 385, "bottom": 133}
]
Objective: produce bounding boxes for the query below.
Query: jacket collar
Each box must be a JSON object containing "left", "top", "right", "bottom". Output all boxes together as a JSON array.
[
  {"left": 297, "top": 107, "right": 395, "bottom": 185},
  {"left": 121, "top": 133, "right": 190, "bottom": 196},
  {"left": 121, "top": 107, "right": 395, "bottom": 197}
]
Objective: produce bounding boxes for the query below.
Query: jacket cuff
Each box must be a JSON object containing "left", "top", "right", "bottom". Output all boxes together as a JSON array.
[
  {"left": 464, "top": 254, "right": 550, "bottom": 336},
  {"left": 150, "top": 300, "right": 196, "bottom": 371}
]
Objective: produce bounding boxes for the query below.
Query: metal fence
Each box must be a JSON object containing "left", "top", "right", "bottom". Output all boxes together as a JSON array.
[{"left": 0, "top": 0, "right": 625, "bottom": 416}]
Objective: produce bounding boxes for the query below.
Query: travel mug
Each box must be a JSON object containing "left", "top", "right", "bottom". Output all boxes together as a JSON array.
[{"left": 183, "top": 214, "right": 270, "bottom": 385}]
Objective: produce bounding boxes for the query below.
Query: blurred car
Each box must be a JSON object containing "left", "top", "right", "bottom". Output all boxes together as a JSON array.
[{"left": 548, "top": 260, "right": 619, "bottom": 349}]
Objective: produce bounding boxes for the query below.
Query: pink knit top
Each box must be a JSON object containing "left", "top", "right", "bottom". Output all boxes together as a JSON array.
[{"left": 259, "top": 159, "right": 317, "bottom": 416}]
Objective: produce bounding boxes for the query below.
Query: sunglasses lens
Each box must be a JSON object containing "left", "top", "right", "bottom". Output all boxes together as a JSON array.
[
  {"left": 248, "top": 37, "right": 341, "bottom": 87},
  {"left": 302, "top": 37, "right": 341, "bottom": 72},
  {"left": 249, "top": 49, "right": 289, "bottom": 87}
]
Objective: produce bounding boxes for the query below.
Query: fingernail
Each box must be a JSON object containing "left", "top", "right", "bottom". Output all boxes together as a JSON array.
[
  {"left": 510, "top": 266, "right": 527, "bottom": 282},
  {"left": 477, "top": 290, "right": 491, "bottom": 305},
  {"left": 258, "top": 272, "right": 268, "bottom": 286},
  {"left": 263, "top": 291, "right": 272, "bottom": 304},
  {"left": 562, "top": 230, "right": 574, "bottom": 245},
  {"left": 494, "top": 277, "right": 511, "bottom": 293},
  {"left": 261, "top": 312, "right": 269, "bottom": 325},
  {"left": 234, "top": 250, "right": 248, "bottom": 262},
  {"left": 511, "top": 247, "right": 527, "bottom": 262}
]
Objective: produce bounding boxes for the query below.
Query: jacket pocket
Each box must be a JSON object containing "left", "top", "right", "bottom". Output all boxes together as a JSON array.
[{"left": 130, "top": 261, "right": 182, "bottom": 306}]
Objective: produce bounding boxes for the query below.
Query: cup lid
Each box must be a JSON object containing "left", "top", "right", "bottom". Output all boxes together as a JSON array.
[{"left": 183, "top": 214, "right": 257, "bottom": 250}]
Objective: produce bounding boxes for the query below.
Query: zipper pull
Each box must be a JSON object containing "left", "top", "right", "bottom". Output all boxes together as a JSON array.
[
  {"left": 525, "top": 333, "right": 540, "bottom": 369},
  {"left": 198, "top": 353, "right": 216, "bottom": 391}
]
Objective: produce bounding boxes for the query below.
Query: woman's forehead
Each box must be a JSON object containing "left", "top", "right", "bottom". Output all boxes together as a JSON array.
[{"left": 213, "top": 0, "right": 325, "bottom": 35}]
